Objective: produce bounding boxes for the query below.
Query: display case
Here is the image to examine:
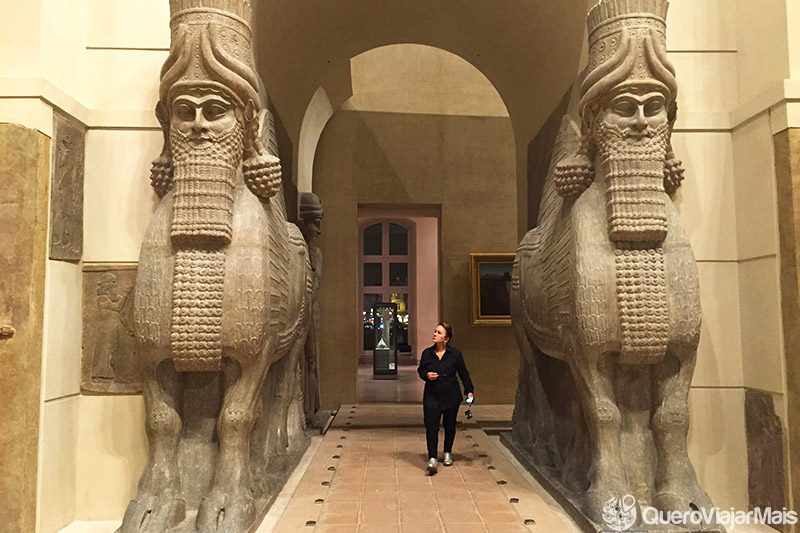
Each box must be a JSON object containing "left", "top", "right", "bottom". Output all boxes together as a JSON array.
[{"left": 372, "top": 302, "right": 398, "bottom": 378}]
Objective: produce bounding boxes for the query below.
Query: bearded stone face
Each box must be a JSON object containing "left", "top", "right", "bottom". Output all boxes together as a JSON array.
[
  {"left": 600, "top": 88, "right": 668, "bottom": 143},
  {"left": 590, "top": 84, "right": 672, "bottom": 244},
  {"left": 170, "top": 90, "right": 239, "bottom": 145},
  {"left": 167, "top": 87, "right": 245, "bottom": 246}
]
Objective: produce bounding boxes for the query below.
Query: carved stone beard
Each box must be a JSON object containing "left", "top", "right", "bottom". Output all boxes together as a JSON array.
[
  {"left": 592, "top": 118, "right": 670, "bottom": 244},
  {"left": 592, "top": 118, "right": 671, "bottom": 365},
  {"left": 167, "top": 123, "right": 243, "bottom": 372},
  {"left": 169, "top": 124, "right": 244, "bottom": 246}
]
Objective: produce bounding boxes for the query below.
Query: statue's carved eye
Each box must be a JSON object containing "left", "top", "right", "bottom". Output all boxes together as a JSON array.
[
  {"left": 204, "top": 102, "right": 229, "bottom": 121},
  {"left": 612, "top": 100, "right": 637, "bottom": 117},
  {"left": 174, "top": 103, "right": 195, "bottom": 122},
  {"left": 644, "top": 99, "right": 665, "bottom": 117}
]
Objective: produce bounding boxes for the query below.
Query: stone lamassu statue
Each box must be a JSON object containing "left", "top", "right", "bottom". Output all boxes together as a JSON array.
[
  {"left": 121, "top": 1, "right": 311, "bottom": 531},
  {"left": 510, "top": 1, "right": 719, "bottom": 531},
  {"left": 298, "top": 192, "right": 324, "bottom": 425}
]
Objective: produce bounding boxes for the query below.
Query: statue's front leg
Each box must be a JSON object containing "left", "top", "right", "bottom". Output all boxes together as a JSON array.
[
  {"left": 196, "top": 353, "right": 271, "bottom": 533},
  {"left": 569, "top": 351, "right": 629, "bottom": 524},
  {"left": 119, "top": 360, "right": 185, "bottom": 533},
  {"left": 651, "top": 352, "right": 715, "bottom": 523}
]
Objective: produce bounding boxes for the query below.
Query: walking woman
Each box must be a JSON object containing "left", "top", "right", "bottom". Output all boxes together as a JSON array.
[{"left": 417, "top": 322, "right": 474, "bottom": 475}]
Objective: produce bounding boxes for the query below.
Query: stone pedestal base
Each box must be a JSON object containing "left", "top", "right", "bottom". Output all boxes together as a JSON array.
[{"left": 500, "top": 433, "right": 724, "bottom": 533}]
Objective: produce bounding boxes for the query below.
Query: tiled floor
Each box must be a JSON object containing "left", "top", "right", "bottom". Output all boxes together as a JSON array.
[
  {"left": 357, "top": 363, "right": 424, "bottom": 404},
  {"left": 58, "top": 404, "right": 781, "bottom": 533},
  {"left": 270, "top": 404, "right": 580, "bottom": 533}
]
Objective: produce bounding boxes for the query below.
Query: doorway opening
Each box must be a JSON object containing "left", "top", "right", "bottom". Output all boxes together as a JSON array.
[{"left": 357, "top": 208, "right": 439, "bottom": 403}]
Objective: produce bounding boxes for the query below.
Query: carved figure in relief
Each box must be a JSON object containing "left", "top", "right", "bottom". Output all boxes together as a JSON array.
[
  {"left": 510, "top": 1, "right": 717, "bottom": 529},
  {"left": 90, "top": 272, "right": 134, "bottom": 381},
  {"left": 120, "top": 1, "right": 311, "bottom": 531},
  {"left": 50, "top": 115, "right": 84, "bottom": 261},
  {"left": 298, "top": 192, "right": 323, "bottom": 424}
]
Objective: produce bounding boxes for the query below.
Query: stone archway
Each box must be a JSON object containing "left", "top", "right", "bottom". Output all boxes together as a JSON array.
[
  {"left": 253, "top": 0, "right": 590, "bottom": 236},
  {"left": 305, "top": 43, "right": 519, "bottom": 409}
]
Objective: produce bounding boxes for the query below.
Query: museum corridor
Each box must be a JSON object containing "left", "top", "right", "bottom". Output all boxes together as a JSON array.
[{"left": 263, "top": 404, "right": 578, "bottom": 533}]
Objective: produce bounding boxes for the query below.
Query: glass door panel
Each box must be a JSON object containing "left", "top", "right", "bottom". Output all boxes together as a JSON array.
[
  {"left": 363, "top": 223, "right": 382, "bottom": 255},
  {"left": 389, "top": 262, "right": 408, "bottom": 286},
  {"left": 363, "top": 263, "right": 382, "bottom": 286},
  {"left": 389, "top": 223, "right": 408, "bottom": 255},
  {"left": 390, "top": 293, "right": 410, "bottom": 353}
]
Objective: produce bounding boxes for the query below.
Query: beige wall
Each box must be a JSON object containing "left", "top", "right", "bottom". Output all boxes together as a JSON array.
[
  {"left": 670, "top": 0, "right": 796, "bottom": 513},
  {"left": 314, "top": 110, "right": 518, "bottom": 408},
  {"left": 0, "top": 0, "right": 164, "bottom": 528},
  {"left": 414, "top": 216, "right": 439, "bottom": 358},
  {"left": 342, "top": 44, "right": 508, "bottom": 118},
  {"left": 2, "top": 0, "right": 799, "bottom": 528}
]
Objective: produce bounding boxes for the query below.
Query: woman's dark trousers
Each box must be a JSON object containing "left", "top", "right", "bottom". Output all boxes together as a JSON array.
[{"left": 424, "top": 404, "right": 459, "bottom": 459}]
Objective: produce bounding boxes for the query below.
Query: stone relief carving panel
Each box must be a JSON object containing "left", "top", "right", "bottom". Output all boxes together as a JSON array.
[
  {"left": 49, "top": 112, "right": 85, "bottom": 261},
  {"left": 81, "top": 264, "right": 141, "bottom": 394}
]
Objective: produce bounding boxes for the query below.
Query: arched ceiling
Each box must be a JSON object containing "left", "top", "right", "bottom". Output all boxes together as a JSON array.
[{"left": 252, "top": 0, "right": 591, "bottom": 148}]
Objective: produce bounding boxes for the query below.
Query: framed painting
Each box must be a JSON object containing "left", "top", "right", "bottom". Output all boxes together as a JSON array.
[{"left": 470, "top": 253, "right": 515, "bottom": 326}]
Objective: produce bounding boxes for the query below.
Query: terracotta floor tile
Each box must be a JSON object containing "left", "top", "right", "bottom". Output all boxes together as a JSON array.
[
  {"left": 481, "top": 510, "right": 522, "bottom": 523},
  {"left": 328, "top": 485, "right": 364, "bottom": 495},
  {"left": 357, "top": 524, "right": 401, "bottom": 533},
  {"left": 438, "top": 510, "right": 481, "bottom": 523},
  {"left": 433, "top": 490, "right": 471, "bottom": 503},
  {"left": 360, "top": 509, "right": 400, "bottom": 524},
  {"left": 443, "top": 524, "right": 488, "bottom": 533},
  {"left": 433, "top": 500, "right": 477, "bottom": 514},
  {"left": 397, "top": 498, "right": 438, "bottom": 512},
  {"left": 485, "top": 524, "right": 531, "bottom": 533},
  {"left": 326, "top": 491, "right": 366, "bottom": 503},
  {"left": 359, "top": 500, "right": 399, "bottom": 513},
  {"left": 469, "top": 490, "right": 509, "bottom": 503},
  {"left": 319, "top": 511, "right": 361, "bottom": 525},
  {"left": 399, "top": 510, "right": 441, "bottom": 523},
  {"left": 313, "top": 524, "right": 358, "bottom": 533},
  {"left": 322, "top": 502, "right": 360, "bottom": 514},
  {"left": 270, "top": 404, "right": 579, "bottom": 533},
  {"left": 315, "top": 525, "right": 359, "bottom": 533},
  {"left": 400, "top": 523, "right": 445, "bottom": 533},
  {"left": 474, "top": 500, "right": 514, "bottom": 513}
]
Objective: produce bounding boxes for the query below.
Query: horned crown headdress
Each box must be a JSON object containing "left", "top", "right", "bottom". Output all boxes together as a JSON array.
[
  {"left": 161, "top": 0, "right": 259, "bottom": 109},
  {"left": 554, "top": 0, "right": 684, "bottom": 199},
  {"left": 580, "top": 0, "right": 676, "bottom": 117},
  {"left": 149, "top": 0, "right": 281, "bottom": 201}
]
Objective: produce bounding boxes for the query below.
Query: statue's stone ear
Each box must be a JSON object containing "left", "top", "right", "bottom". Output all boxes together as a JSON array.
[
  {"left": 155, "top": 101, "right": 169, "bottom": 129},
  {"left": 244, "top": 100, "right": 258, "bottom": 124}
]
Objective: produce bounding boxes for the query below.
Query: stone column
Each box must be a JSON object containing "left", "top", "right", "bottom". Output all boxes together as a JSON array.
[{"left": 0, "top": 123, "right": 50, "bottom": 532}]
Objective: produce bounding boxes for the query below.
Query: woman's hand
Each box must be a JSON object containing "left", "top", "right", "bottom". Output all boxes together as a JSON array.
[
  {"left": 466, "top": 393, "right": 474, "bottom": 402},
  {"left": 427, "top": 372, "right": 439, "bottom": 380}
]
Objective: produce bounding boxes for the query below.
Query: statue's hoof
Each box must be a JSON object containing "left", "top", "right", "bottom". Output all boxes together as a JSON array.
[
  {"left": 118, "top": 497, "right": 185, "bottom": 533},
  {"left": 653, "top": 491, "right": 715, "bottom": 528},
  {"left": 196, "top": 494, "right": 256, "bottom": 533},
  {"left": 586, "top": 489, "right": 637, "bottom": 529}
]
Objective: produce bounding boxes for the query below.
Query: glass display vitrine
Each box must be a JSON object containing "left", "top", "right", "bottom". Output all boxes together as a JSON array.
[{"left": 372, "top": 302, "right": 398, "bottom": 378}]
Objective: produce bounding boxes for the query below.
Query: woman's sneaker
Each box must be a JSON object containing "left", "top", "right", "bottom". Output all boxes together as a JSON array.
[
  {"left": 426, "top": 458, "right": 438, "bottom": 475},
  {"left": 443, "top": 452, "right": 453, "bottom": 466}
]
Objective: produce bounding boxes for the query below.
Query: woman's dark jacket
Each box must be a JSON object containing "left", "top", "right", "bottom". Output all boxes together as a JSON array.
[{"left": 417, "top": 344, "right": 474, "bottom": 410}]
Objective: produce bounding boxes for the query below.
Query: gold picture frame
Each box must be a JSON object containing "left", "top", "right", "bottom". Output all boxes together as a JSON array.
[{"left": 470, "top": 253, "right": 515, "bottom": 326}]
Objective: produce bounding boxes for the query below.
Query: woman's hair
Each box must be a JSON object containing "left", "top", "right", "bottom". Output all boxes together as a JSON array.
[{"left": 438, "top": 322, "right": 454, "bottom": 342}]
